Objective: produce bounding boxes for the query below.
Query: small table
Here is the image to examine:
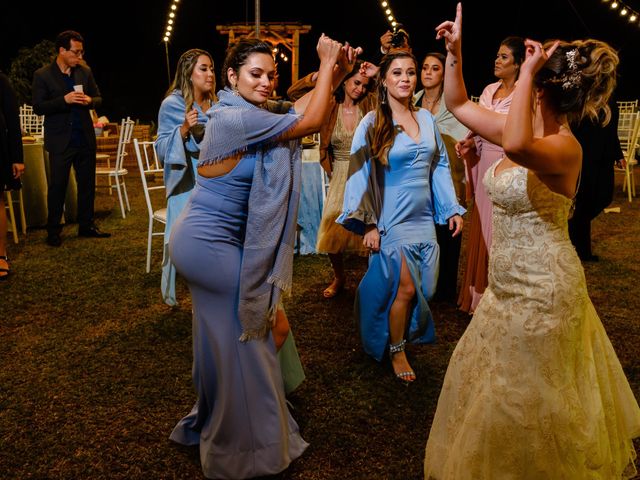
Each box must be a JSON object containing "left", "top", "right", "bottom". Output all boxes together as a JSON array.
[{"left": 21, "top": 141, "right": 77, "bottom": 227}]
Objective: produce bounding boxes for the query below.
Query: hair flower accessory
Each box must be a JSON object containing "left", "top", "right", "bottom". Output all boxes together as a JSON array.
[{"left": 561, "top": 48, "right": 582, "bottom": 90}]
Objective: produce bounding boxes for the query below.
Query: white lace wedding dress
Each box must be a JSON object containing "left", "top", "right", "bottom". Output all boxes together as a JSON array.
[{"left": 424, "top": 161, "right": 640, "bottom": 479}]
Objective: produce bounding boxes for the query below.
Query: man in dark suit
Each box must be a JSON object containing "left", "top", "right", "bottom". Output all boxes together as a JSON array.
[
  {"left": 569, "top": 97, "right": 623, "bottom": 261},
  {"left": 32, "top": 30, "right": 110, "bottom": 246}
]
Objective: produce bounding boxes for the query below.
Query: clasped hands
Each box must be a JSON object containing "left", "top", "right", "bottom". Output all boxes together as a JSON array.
[
  {"left": 317, "top": 33, "right": 363, "bottom": 77},
  {"left": 64, "top": 91, "right": 91, "bottom": 106}
]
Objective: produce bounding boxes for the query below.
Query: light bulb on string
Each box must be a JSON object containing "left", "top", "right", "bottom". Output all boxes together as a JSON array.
[
  {"left": 599, "top": 0, "right": 640, "bottom": 28},
  {"left": 380, "top": 0, "right": 400, "bottom": 29}
]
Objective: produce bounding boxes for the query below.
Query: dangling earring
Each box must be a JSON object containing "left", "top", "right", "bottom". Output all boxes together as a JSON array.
[
  {"left": 232, "top": 83, "right": 240, "bottom": 96},
  {"left": 381, "top": 87, "right": 388, "bottom": 105}
]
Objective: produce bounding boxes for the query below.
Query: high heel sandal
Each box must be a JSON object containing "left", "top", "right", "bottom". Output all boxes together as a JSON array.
[
  {"left": 389, "top": 339, "right": 416, "bottom": 384},
  {"left": 0, "top": 255, "right": 10, "bottom": 281}
]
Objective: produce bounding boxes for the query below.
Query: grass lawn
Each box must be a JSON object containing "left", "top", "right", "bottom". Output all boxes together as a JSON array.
[{"left": 1, "top": 169, "right": 639, "bottom": 479}]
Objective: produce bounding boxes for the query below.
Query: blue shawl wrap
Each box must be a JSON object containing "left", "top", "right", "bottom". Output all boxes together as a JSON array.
[
  {"left": 199, "top": 88, "right": 302, "bottom": 341},
  {"left": 155, "top": 90, "right": 208, "bottom": 305}
]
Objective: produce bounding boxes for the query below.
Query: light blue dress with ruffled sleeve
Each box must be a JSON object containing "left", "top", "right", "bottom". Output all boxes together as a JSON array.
[{"left": 338, "top": 109, "right": 465, "bottom": 361}]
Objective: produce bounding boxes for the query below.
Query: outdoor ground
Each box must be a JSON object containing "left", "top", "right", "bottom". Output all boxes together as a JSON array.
[{"left": 1, "top": 170, "right": 639, "bottom": 479}]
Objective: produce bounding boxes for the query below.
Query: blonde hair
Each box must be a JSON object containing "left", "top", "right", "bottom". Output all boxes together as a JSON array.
[
  {"left": 372, "top": 50, "right": 419, "bottom": 166},
  {"left": 537, "top": 39, "right": 618, "bottom": 126},
  {"left": 165, "top": 49, "right": 217, "bottom": 112}
]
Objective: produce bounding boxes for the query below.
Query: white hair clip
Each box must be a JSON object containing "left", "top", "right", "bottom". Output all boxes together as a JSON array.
[{"left": 561, "top": 48, "right": 582, "bottom": 90}]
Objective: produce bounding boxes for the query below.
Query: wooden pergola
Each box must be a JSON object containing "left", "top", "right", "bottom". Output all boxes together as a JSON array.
[{"left": 215, "top": 23, "right": 312, "bottom": 82}]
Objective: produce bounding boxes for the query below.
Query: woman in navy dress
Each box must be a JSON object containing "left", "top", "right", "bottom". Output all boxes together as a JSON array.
[
  {"left": 338, "top": 50, "right": 465, "bottom": 383},
  {"left": 168, "top": 36, "right": 358, "bottom": 479}
]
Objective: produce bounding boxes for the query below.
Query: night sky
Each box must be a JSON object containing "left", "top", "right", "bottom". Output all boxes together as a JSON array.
[{"left": 1, "top": 0, "right": 638, "bottom": 124}]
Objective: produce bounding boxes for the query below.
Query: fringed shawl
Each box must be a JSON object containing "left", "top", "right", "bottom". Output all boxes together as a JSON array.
[{"left": 199, "top": 88, "right": 302, "bottom": 341}]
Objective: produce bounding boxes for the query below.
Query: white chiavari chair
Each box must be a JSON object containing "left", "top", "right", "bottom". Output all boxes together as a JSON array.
[
  {"left": 95, "top": 117, "right": 134, "bottom": 217},
  {"left": 616, "top": 111, "right": 640, "bottom": 202},
  {"left": 617, "top": 100, "right": 638, "bottom": 114},
  {"left": 133, "top": 139, "right": 166, "bottom": 272}
]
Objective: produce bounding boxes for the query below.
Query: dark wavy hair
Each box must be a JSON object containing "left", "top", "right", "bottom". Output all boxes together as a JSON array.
[
  {"left": 499, "top": 36, "right": 525, "bottom": 79},
  {"left": 535, "top": 39, "right": 618, "bottom": 125},
  {"left": 334, "top": 60, "right": 372, "bottom": 104},
  {"left": 221, "top": 38, "right": 274, "bottom": 89},
  {"left": 372, "top": 50, "right": 419, "bottom": 166},
  {"left": 420, "top": 52, "right": 446, "bottom": 101}
]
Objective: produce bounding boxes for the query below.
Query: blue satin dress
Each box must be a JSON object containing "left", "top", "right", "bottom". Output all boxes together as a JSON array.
[
  {"left": 168, "top": 154, "right": 308, "bottom": 479},
  {"left": 338, "top": 110, "right": 465, "bottom": 362}
]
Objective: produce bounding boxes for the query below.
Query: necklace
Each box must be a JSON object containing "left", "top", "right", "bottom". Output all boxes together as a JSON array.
[
  {"left": 342, "top": 104, "right": 356, "bottom": 114},
  {"left": 422, "top": 92, "right": 441, "bottom": 110}
]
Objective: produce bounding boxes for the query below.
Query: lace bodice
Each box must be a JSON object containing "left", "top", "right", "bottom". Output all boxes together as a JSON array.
[
  {"left": 483, "top": 162, "right": 585, "bottom": 314},
  {"left": 485, "top": 163, "right": 573, "bottom": 248},
  {"left": 424, "top": 159, "right": 640, "bottom": 479}
]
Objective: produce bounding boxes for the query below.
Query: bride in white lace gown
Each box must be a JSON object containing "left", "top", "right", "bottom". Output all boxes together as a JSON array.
[{"left": 425, "top": 5, "right": 640, "bottom": 479}]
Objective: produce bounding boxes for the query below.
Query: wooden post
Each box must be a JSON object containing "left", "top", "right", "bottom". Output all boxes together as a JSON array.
[
  {"left": 164, "top": 41, "right": 171, "bottom": 85},
  {"left": 216, "top": 23, "right": 311, "bottom": 84},
  {"left": 292, "top": 30, "right": 300, "bottom": 83},
  {"left": 255, "top": 0, "right": 260, "bottom": 38}
]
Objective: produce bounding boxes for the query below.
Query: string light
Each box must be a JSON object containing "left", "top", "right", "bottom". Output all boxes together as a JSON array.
[
  {"left": 600, "top": 0, "right": 640, "bottom": 27},
  {"left": 272, "top": 45, "right": 289, "bottom": 64},
  {"left": 380, "top": 1, "right": 399, "bottom": 28},
  {"left": 163, "top": 0, "right": 182, "bottom": 43}
]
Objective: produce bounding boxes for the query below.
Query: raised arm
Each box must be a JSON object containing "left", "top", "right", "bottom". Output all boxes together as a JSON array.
[
  {"left": 291, "top": 42, "right": 363, "bottom": 115},
  {"left": 278, "top": 36, "right": 342, "bottom": 141},
  {"left": 435, "top": 3, "right": 505, "bottom": 146},
  {"left": 501, "top": 40, "right": 578, "bottom": 175}
]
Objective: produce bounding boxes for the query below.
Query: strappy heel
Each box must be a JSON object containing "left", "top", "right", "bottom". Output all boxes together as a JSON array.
[
  {"left": 0, "top": 255, "right": 10, "bottom": 281},
  {"left": 389, "top": 339, "right": 415, "bottom": 384}
]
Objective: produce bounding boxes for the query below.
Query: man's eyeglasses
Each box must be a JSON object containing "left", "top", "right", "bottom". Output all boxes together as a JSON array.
[{"left": 68, "top": 49, "right": 85, "bottom": 57}]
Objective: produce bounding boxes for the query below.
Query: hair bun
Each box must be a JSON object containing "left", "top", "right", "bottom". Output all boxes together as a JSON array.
[{"left": 534, "top": 39, "right": 618, "bottom": 126}]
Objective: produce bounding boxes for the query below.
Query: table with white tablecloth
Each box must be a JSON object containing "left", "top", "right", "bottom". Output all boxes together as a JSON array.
[
  {"left": 297, "top": 145, "right": 325, "bottom": 254},
  {"left": 21, "top": 141, "right": 77, "bottom": 227}
]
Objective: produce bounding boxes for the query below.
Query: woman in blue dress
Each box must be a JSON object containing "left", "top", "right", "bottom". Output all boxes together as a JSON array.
[
  {"left": 168, "top": 36, "right": 357, "bottom": 479},
  {"left": 338, "top": 50, "right": 465, "bottom": 383},
  {"left": 155, "top": 49, "right": 216, "bottom": 306}
]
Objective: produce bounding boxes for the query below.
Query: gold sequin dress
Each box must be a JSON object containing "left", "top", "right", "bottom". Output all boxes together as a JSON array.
[{"left": 316, "top": 105, "right": 367, "bottom": 255}]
